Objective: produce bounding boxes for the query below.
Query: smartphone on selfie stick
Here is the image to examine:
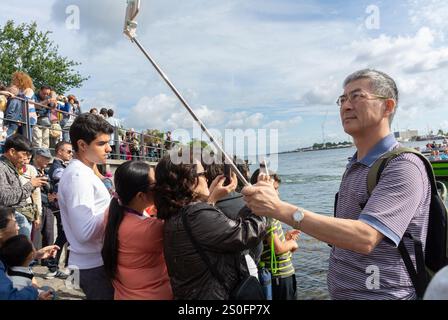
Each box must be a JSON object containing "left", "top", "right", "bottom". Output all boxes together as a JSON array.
[
  {"left": 224, "top": 163, "right": 232, "bottom": 186},
  {"left": 260, "top": 158, "right": 270, "bottom": 179}
]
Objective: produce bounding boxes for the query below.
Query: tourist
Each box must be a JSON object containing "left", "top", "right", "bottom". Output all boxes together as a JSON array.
[
  {"left": 242, "top": 69, "right": 431, "bottom": 299},
  {"left": 58, "top": 113, "right": 114, "bottom": 300},
  {"left": 155, "top": 153, "right": 267, "bottom": 299},
  {"left": 250, "top": 169, "right": 299, "bottom": 300},
  {"left": 102, "top": 161, "right": 172, "bottom": 300}
]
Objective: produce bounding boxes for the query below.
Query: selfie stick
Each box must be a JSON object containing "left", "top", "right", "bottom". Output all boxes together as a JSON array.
[
  {"left": 262, "top": 158, "right": 270, "bottom": 179},
  {"left": 123, "top": 0, "right": 250, "bottom": 186}
]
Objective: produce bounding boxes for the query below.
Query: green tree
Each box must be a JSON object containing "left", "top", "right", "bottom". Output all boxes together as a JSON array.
[
  {"left": 144, "top": 129, "right": 164, "bottom": 145},
  {"left": 0, "top": 20, "right": 88, "bottom": 93},
  {"left": 188, "top": 139, "right": 211, "bottom": 149}
]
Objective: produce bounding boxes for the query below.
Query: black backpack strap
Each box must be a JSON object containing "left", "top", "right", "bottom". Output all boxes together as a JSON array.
[
  {"left": 398, "top": 233, "right": 429, "bottom": 299},
  {"left": 181, "top": 207, "right": 226, "bottom": 285},
  {"left": 367, "top": 147, "right": 438, "bottom": 197},
  {"left": 368, "top": 147, "right": 434, "bottom": 299}
]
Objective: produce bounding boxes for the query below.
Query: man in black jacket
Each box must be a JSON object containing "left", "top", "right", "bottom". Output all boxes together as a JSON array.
[
  {"left": 44, "top": 141, "right": 73, "bottom": 279},
  {"left": 204, "top": 160, "right": 265, "bottom": 265}
]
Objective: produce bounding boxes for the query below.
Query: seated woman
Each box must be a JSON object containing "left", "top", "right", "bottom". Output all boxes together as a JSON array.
[
  {"left": 102, "top": 161, "right": 173, "bottom": 300},
  {"left": 154, "top": 153, "right": 267, "bottom": 300},
  {"left": 0, "top": 206, "right": 58, "bottom": 300}
]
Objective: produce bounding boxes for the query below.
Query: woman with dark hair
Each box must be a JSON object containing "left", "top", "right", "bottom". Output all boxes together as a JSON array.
[
  {"left": 155, "top": 155, "right": 267, "bottom": 300},
  {"left": 0, "top": 206, "right": 58, "bottom": 300},
  {"left": 102, "top": 161, "right": 172, "bottom": 300}
]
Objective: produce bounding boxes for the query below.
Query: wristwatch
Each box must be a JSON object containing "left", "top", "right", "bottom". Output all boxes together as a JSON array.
[{"left": 292, "top": 207, "right": 305, "bottom": 230}]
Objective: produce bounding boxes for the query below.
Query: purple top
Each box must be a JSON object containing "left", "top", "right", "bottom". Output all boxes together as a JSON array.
[{"left": 327, "top": 134, "right": 431, "bottom": 300}]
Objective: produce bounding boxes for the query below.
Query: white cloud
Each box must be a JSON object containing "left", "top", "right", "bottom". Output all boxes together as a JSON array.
[
  {"left": 351, "top": 27, "right": 448, "bottom": 73},
  {"left": 225, "top": 112, "right": 265, "bottom": 129},
  {"left": 409, "top": 0, "right": 448, "bottom": 40},
  {"left": 125, "top": 93, "right": 229, "bottom": 131},
  {"left": 3, "top": 1, "right": 448, "bottom": 152},
  {"left": 265, "top": 116, "right": 303, "bottom": 130}
]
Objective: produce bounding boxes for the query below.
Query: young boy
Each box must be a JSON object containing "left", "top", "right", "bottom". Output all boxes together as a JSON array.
[
  {"left": 250, "top": 169, "right": 300, "bottom": 300},
  {"left": 0, "top": 234, "right": 37, "bottom": 290},
  {"left": 0, "top": 235, "right": 56, "bottom": 299}
]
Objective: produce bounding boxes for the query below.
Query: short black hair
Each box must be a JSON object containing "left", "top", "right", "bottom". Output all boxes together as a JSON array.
[
  {"left": 0, "top": 235, "right": 34, "bottom": 267},
  {"left": 250, "top": 168, "right": 281, "bottom": 185},
  {"left": 107, "top": 109, "right": 114, "bottom": 117},
  {"left": 99, "top": 108, "right": 108, "bottom": 116},
  {"left": 40, "top": 85, "right": 52, "bottom": 91},
  {"left": 55, "top": 140, "right": 71, "bottom": 153},
  {"left": 4, "top": 134, "right": 33, "bottom": 153},
  {"left": 0, "top": 206, "right": 15, "bottom": 230},
  {"left": 69, "top": 113, "right": 114, "bottom": 152}
]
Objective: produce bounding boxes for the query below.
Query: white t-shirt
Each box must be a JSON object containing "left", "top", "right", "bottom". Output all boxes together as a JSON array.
[{"left": 58, "top": 159, "right": 111, "bottom": 270}]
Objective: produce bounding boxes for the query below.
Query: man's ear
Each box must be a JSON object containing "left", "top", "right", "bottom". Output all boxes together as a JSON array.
[
  {"left": 384, "top": 99, "right": 396, "bottom": 118},
  {"left": 7, "top": 148, "right": 16, "bottom": 157},
  {"left": 77, "top": 139, "right": 87, "bottom": 152}
]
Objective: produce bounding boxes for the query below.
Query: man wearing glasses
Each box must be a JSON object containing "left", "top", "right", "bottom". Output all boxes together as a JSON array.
[
  {"left": 44, "top": 141, "right": 74, "bottom": 279},
  {"left": 243, "top": 69, "right": 431, "bottom": 299}
]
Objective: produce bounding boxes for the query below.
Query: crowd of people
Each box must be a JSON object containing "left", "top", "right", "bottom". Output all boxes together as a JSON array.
[
  {"left": 0, "top": 71, "right": 172, "bottom": 162},
  {"left": 424, "top": 140, "right": 448, "bottom": 161},
  {"left": 0, "top": 112, "right": 300, "bottom": 300},
  {"left": 1, "top": 68, "right": 448, "bottom": 301}
]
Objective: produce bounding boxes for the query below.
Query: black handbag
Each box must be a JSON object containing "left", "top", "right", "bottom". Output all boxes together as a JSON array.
[{"left": 181, "top": 208, "right": 265, "bottom": 300}]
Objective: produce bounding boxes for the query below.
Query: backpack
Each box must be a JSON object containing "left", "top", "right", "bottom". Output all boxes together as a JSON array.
[
  {"left": 49, "top": 122, "right": 62, "bottom": 139},
  {"left": 365, "top": 147, "right": 448, "bottom": 298}
]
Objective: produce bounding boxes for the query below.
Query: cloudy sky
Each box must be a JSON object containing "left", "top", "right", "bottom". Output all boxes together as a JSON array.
[{"left": 2, "top": 0, "right": 448, "bottom": 153}]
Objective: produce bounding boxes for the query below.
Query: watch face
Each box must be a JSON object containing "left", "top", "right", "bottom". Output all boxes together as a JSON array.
[{"left": 294, "top": 209, "right": 304, "bottom": 222}]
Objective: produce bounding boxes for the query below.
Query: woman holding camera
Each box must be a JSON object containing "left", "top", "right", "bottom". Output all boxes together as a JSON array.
[{"left": 155, "top": 154, "right": 267, "bottom": 299}]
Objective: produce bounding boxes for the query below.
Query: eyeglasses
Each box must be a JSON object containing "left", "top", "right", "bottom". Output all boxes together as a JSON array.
[
  {"left": 336, "top": 90, "right": 389, "bottom": 107},
  {"left": 65, "top": 150, "right": 73, "bottom": 154}
]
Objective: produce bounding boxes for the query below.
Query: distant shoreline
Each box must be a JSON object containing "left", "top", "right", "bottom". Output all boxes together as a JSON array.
[{"left": 277, "top": 144, "right": 354, "bottom": 155}]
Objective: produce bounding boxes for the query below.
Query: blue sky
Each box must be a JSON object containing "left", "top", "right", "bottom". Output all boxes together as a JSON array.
[{"left": 2, "top": 0, "right": 448, "bottom": 153}]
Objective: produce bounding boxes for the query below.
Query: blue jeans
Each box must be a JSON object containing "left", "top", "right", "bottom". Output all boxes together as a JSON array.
[
  {"left": 15, "top": 211, "right": 32, "bottom": 239},
  {"left": 60, "top": 119, "right": 70, "bottom": 142},
  {"left": 6, "top": 123, "right": 19, "bottom": 137}
]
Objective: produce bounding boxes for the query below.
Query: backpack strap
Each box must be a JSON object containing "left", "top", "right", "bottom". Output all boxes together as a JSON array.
[
  {"left": 367, "top": 147, "right": 434, "bottom": 299},
  {"left": 398, "top": 233, "right": 428, "bottom": 299},
  {"left": 181, "top": 207, "right": 227, "bottom": 285},
  {"left": 367, "top": 147, "right": 439, "bottom": 198}
]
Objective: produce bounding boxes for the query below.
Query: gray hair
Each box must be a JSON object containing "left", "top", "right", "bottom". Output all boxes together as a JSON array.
[{"left": 343, "top": 69, "right": 399, "bottom": 125}]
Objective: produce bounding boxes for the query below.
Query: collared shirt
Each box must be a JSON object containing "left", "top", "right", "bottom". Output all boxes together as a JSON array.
[
  {"left": 0, "top": 260, "right": 38, "bottom": 300},
  {"left": 7, "top": 266, "right": 34, "bottom": 290},
  {"left": 327, "top": 134, "right": 431, "bottom": 300}
]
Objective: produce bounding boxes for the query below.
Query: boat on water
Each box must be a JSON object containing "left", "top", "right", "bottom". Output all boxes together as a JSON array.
[
  {"left": 428, "top": 159, "right": 448, "bottom": 201},
  {"left": 430, "top": 160, "right": 448, "bottom": 180}
]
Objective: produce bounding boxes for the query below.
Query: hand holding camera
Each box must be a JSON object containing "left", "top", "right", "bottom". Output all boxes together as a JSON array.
[{"left": 30, "top": 175, "right": 49, "bottom": 188}]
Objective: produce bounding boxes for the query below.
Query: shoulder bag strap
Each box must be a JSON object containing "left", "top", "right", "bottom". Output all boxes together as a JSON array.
[{"left": 181, "top": 207, "right": 226, "bottom": 284}]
